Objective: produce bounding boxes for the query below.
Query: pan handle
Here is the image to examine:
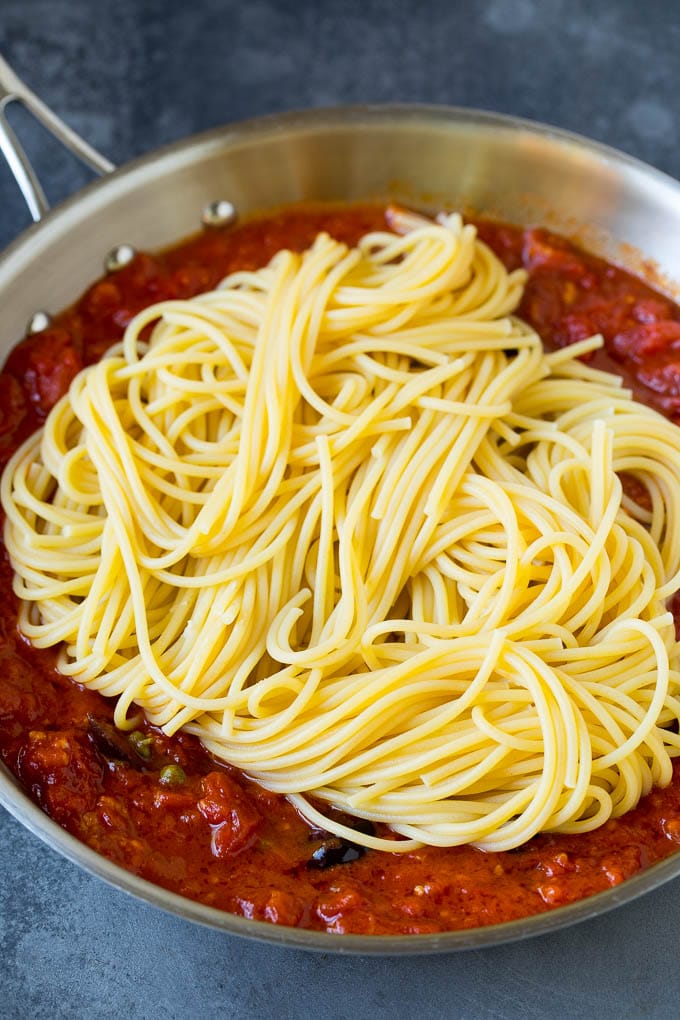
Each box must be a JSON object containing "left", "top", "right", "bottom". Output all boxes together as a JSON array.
[{"left": 0, "top": 54, "right": 115, "bottom": 222}]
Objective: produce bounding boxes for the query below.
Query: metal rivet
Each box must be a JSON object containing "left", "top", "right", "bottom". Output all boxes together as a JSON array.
[
  {"left": 27, "top": 311, "right": 52, "bottom": 335},
  {"left": 105, "top": 244, "right": 137, "bottom": 273},
  {"left": 202, "top": 200, "right": 237, "bottom": 228}
]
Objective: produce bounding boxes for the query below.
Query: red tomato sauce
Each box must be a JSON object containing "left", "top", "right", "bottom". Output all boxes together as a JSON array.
[{"left": 2, "top": 204, "right": 680, "bottom": 935}]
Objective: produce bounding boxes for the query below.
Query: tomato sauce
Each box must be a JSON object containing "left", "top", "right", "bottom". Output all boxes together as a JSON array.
[{"left": 3, "top": 204, "right": 680, "bottom": 935}]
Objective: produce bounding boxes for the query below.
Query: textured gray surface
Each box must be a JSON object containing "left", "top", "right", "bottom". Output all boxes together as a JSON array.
[{"left": 1, "top": 0, "right": 680, "bottom": 1016}]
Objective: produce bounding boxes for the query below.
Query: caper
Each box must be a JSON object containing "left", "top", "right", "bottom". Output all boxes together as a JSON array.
[
  {"left": 159, "top": 764, "right": 186, "bottom": 787},
  {"left": 128, "top": 730, "right": 153, "bottom": 760}
]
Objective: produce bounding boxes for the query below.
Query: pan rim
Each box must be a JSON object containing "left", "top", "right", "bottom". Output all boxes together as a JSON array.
[{"left": 3, "top": 100, "right": 680, "bottom": 280}]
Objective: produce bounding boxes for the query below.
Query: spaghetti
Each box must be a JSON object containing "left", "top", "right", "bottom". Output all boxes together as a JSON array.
[{"left": 3, "top": 214, "right": 680, "bottom": 852}]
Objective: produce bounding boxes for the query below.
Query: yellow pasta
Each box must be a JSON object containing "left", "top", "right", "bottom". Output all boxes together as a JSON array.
[{"left": 4, "top": 212, "right": 680, "bottom": 853}]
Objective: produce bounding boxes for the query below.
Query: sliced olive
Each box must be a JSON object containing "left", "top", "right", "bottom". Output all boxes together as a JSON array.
[
  {"left": 307, "top": 836, "right": 366, "bottom": 870},
  {"left": 87, "top": 715, "right": 141, "bottom": 766}
]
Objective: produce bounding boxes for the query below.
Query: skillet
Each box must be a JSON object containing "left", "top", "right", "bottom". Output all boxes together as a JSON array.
[{"left": 2, "top": 55, "right": 680, "bottom": 954}]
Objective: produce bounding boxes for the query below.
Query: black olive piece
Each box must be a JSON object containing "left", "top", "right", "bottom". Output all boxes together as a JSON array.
[
  {"left": 86, "top": 714, "right": 144, "bottom": 767},
  {"left": 307, "top": 836, "right": 366, "bottom": 870}
]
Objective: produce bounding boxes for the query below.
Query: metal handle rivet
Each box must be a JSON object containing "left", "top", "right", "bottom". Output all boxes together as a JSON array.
[
  {"left": 105, "top": 244, "right": 136, "bottom": 273},
  {"left": 202, "top": 200, "right": 237, "bottom": 228},
  {"left": 26, "top": 310, "right": 52, "bottom": 335}
]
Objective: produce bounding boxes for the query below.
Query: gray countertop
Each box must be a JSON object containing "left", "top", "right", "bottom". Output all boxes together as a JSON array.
[{"left": 1, "top": 1, "right": 679, "bottom": 1016}]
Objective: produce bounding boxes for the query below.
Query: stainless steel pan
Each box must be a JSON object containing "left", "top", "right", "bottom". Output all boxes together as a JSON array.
[{"left": 2, "top": 56, "right": 680, "bottom": 955}]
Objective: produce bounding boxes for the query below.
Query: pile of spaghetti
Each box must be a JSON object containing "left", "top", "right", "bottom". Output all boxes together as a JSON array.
[{"left": 4, "top": 213, "right": 680, "bottom": 852}]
